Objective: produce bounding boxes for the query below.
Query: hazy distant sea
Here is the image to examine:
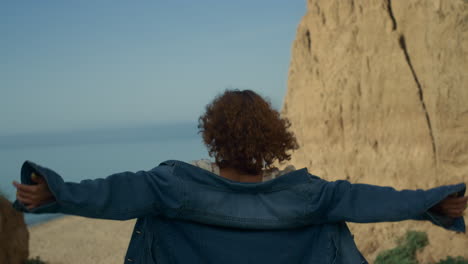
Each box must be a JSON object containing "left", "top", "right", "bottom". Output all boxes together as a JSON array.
[{"left": 0, "top": 123, "right": 209, "bottom": 226}]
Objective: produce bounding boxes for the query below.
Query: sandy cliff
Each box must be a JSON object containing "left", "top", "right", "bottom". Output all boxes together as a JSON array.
[
  {"left": 282, "top": 0, "right": 468, "bottom": 262},
  {"left": 0, "top": 196, "right": 29, "bottom": 264}
]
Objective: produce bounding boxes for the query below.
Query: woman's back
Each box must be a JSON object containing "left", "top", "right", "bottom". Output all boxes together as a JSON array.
[
  {"left": 122, "top": 160, "right": 368, "bottom": 264},
  {"left": 139, "top": 216, "right": 347, "bottom": 264}
]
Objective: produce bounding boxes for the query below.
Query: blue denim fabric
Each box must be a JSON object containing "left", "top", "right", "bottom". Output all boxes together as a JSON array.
[{"left": 14, "top": 160, "right": 466, "bottom": 264}]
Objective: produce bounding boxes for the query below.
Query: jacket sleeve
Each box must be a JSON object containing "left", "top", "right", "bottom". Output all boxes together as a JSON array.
[
  {"left": 13, "top": 161, "right": 181, "bottom": 220},
  {"left": 320, "top": 180, "right": 466, "bottom": 233}
]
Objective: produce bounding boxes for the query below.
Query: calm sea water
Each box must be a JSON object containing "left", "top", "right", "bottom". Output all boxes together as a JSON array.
[{"left": 0, "top": 136, "right": 209, "bottom": 226}]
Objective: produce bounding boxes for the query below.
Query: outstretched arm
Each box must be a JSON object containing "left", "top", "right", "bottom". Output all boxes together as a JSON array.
[
  {"left": 319, "top": 180, "right": 466, "bottom": 232},
  {"left": 13, "top": 161, "right": 181, "bottom": 220}
]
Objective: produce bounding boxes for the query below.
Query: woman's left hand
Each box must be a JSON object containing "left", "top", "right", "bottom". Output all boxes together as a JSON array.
[{"left": 430, "top": 194, "right": 468, "bottom": 218}]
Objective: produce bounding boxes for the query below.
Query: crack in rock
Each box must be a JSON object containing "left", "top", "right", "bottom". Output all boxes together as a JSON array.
[
  {"left": 305, "top": 30, "right": 312, "bottom": 51},
  {"left": 386, "top": 0, "right": 397, "bottom": 30},
  {"left": 398, "top": 35, "right": 437, "bottom": 163}
]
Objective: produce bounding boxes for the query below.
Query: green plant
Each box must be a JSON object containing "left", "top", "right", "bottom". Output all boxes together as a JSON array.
[
  {"left": 25, "top": 256, "right": 47, "bottom": 264},
  {"left": 436, "top": 256, "right": 468, "bottom": 264},
  {"left": 375, "top": 230, "right": 428, "bottom": 264},
  {"left": 375, "top": 230, "right": 468, "bottom": 264}
]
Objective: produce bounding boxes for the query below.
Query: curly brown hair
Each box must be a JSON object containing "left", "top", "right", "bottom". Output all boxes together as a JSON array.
[{"left": 198, "top": 89, "right": 299, "bottom": 175}]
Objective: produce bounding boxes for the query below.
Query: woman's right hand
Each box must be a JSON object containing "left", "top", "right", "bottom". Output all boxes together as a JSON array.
[
  {"left": 12, "top": 173, "right": 55, "bottom": 210},
  {"left": 430, "top": 193, "right": 468, "bottom": 218}
]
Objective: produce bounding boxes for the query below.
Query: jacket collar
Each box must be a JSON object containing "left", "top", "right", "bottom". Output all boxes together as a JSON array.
[{"left": 160, "top": 160, "right": 316, "bottom": 193}]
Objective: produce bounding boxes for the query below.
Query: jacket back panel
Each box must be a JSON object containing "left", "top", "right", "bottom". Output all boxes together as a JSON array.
[{"left": 140, "top": 216, "right": 340, "bottom": 264}]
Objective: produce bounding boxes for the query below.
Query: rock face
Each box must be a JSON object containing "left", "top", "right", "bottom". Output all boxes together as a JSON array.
[
  {"left": 283, "top": 0, "right": 468, "bottom": 262},
  {"left": 0, "top": 195, "right": 29, "bottom": 264}
]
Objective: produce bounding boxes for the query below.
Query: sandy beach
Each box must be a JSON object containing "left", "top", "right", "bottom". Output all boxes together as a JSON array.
[
  {"left": 29, "top": 216, "right": 136, "bottom": 264},
  {"left": 28, "top": 214, "right": 467, "bottom": 264}
]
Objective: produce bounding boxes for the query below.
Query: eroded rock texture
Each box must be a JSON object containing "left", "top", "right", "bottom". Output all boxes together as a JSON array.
[
  {"left": 0, "top": 196, "right": 29, "bottom": 264},
  {"left": 283, "top": 0, "right": 468, "bottom": 262}
]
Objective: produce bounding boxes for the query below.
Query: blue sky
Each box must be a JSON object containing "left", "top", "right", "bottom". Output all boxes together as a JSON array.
[{"left": 0, "top": 1, "right": 306, "bottom": 135}]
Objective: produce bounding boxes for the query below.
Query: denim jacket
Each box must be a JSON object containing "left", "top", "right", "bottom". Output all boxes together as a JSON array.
[{"left": 14, "top": 160, "right": 466, "bottom": 264}]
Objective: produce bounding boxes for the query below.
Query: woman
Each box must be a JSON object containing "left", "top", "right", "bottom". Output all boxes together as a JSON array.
[{"left": 13, "top": 89, "right": 467, "bottom": 263}]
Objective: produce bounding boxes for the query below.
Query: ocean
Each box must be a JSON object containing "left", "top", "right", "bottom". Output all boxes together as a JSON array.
[{"left": 0, "top": 124, "right": 209, "bottom": 226}]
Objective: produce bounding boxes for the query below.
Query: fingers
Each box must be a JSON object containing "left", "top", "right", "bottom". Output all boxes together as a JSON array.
[
  {"left": 442, "top": 197, "right": 468, "bottom": 208},
  {"left": 16, "top": 191, "right": 49, "bottom": 210},
  {"left": 441, "top": 196, "right": 467, "bottom": 205},
  {"left": 444, "top": 196, "right": 468, "bottom": 202},
  {"left": 446, "top": 201, "right": 467, "bottom": 218},
  {"left": 12, "top": 181, "right": 37, "bottom": 194},
  {"left": 15, "top": 190, "right": 39, "bottom": 210},
  {"left": 16, "top": 192, "right": 34, "bottom": 205},
  {"left": 450, "top": 196, "right": 468, "bottom": 203},
  {"left": 446, "top": 209, "right": 465, "bottom": 218},
  {"left": 442, "top": 205, "right": 467, "bottom": 212},
  {"left": 16, "top": 190, "right": 35, "bottom": 200}
]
